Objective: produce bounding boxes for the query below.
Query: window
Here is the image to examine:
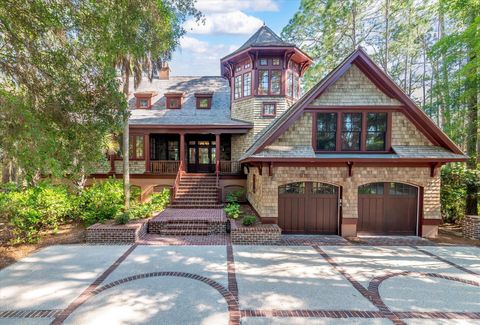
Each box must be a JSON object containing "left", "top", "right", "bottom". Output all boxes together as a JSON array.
[
  {"left": 259, "top": 58, "right": 268, "bottom": 66},
  {"left": 234, "top": 75, "right": 242, "bottom": 99},
  {"left": 235, "top": 65, "right": 241, "bottom": 72},
  {"left": 366, "top": 113, "right": 387, "bottom": 151},
  {"left": 278, "top": 182, "right": 305, "bottom": 194},
  {"left": 287, "top": 71, "right": 293, "bottom": 97},
  {"left": 389, "top": 183, "right": 416, "bottom": 196},
  {"left": 272, "top": 58, "right": 280, "bottom": 66},
  {"left": 134, "top": 92, "right": 156, "bottom": 109},
  {"left": 316, "top": 113, "right": 337, "bottom": 151},
  {"left": 243, "top": 72, "right": 251, "bottom": 97},
  {"left": 139, "top": 99, "right": 149, "bottom": 108},
  {"left": 244, "top": 63, "right": 251, "bottom": 69},
  {"left": 128, "top": 135, "right": 144, "bottom": 159},
  {"left": 167, "top": 97, "right": 180, "bottom": 109},
  {"left": 258, "top": 70, "right": 269, "bottom": 95},
  {"left": 312, "top": 183, "right": 338, "bottom": 195},
  {"left": 198, "top": 98, "right": 209, "bottom": 109},
  {"left": 341, "top": 113, "right": 362, "bottom": 151},
  {"left": 359, "top": 183, "right": 384, "bottom": 195},
  {"left": 270, "top": 70, "right": 281, "bottom": 95},
  {"left": 314, "top": 112, "right": 390, "bottom": 152},
  {"left": 262, "top": 103, "right": 276, "bottom": 117},
  {"left": 294, "top": 75, "right": 300, "bottom": 98}
]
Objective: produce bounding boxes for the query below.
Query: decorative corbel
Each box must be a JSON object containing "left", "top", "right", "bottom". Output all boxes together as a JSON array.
[
  {"left": 268, "top": 162, "right": 273, "bottom": 176},
  {"left": 258, "top": 163, "right": 263, "bottom": 176},
  {"left": 347, "top": 161, "right": 354, "bottom": 177},
  {"left": 430, "top": 162, "right": 440, "bottom": 177}
]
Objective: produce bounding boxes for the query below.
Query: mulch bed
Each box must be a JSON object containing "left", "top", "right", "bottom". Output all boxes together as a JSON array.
[{"left": 0, "top": 222, "right": 86, "bottom": 270}]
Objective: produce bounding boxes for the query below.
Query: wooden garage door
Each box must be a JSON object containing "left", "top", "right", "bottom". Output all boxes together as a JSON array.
[
  {"left": 358, "top": 182, "right": 418, "bottom": 235},
  {"left": 278, "top": 182, "right": 339, "bottom": 234}
]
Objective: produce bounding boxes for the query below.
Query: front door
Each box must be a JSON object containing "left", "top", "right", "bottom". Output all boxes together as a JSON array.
[{"left": 187, "top": 138, "right": 216, "bottom": 173}]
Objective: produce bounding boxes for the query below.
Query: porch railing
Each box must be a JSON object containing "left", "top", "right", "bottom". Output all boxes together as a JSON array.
[
  {"left": 219, "top": 160, "right": 242, "bottom": 175},
  {"left": 151, "top": 160, "right": 180, "bottom": 175}
]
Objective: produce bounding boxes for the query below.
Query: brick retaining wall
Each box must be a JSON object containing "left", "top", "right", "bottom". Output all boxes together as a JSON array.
[
  {"left": 230, "top": 221, "right": 281, "bottom": 244},
  {"left": 86, "top": 219, "right": 148, "bottom": 243},
  {"left": 463, "top": 215, "right": 480, "bottom": 240}
]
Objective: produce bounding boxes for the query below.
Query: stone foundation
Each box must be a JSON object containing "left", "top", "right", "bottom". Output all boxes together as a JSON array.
[
  {"left": 230, "top": 221, "right": 281, "bottom": 244},
  {"left": 86, "top": 219, "right": 148, "bottom": 243},
  {"left": 463, "top": 215, "right": 480, "bottom": 240}
]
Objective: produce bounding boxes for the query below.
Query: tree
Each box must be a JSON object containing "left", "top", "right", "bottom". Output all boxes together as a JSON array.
[
  {"left": 80, "top": 0, "right": 201, "bottom": 209},
  {"left": 0, "top": 0, "right": 126, "bottom": 184}
]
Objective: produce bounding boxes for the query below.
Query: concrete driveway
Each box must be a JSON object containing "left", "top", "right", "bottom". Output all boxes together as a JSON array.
[{"left": 0, "top": 240, "right": 479, "bottom": 325}]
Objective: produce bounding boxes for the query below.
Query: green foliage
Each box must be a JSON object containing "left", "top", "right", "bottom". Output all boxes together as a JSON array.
[
  {"left": 115, "top": 211, "right": 131, "bottom": 225},
  {"left": 242, "top": 215, "right": 257, "bottom": 227},
  {"left": 75, "top": 178, "right": 140, "bottom": 226},
  {"left": 149, "top": 189, "right": 171, "bottom": 212},
  {"left": 226, "top": 189, "right": 244, "bottom": 204},
  {"left": 224, "top": 202, "right": 242, "bottom": 219},
  {"left": 0, "top": 181, "right": 74, "bottom": 243},
  {"left": 441, "top": 164, "right": 480, "bottom": 222}
]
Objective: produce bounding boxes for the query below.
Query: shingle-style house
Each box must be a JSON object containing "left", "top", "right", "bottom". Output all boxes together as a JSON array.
[{"left": 92, "top": 26, "right": 466, "bottom": 238}]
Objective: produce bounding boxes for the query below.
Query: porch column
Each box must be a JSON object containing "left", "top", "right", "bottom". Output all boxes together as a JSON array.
[
  {"left": 144, "top": 133, "right": 151, "bottom": 173},
  {"left": 215, "top": 133, "right": 220, "bottom": 174},
  {"left": 180, "top": 133, "right": 186, "bottom": 171}
]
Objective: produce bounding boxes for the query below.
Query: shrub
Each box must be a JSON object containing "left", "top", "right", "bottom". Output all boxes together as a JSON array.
[
  {"left": 242, "top": 215, "right": 257, "bottom": 226},
  {"left": 115, "top": 211, "right": 131, "bottom": 225},
  {"left": 226, "top": 189, "right": 244, "bottom": 204},
  {"left": 441, "top": 163, "right": 480, "bottom": 223},
  {"left": 0, "top": 181, "right": 74, "bottom": 243},
  {"left": 224, "top": 202, "right": 241, "bottom": 219},
  {"left": 149, "top": 189, "right": 171, "bottom": 212},
  {"left": 75, "top": 178, "right": 137, "bottom": 226}
]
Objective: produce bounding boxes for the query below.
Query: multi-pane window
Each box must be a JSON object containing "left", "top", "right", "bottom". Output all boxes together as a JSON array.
[
  {"left": 287, "top": 71, "right": 293, "bottom": 97},
  {"left": 166, "top": 96, "right": 181, "bottom": 109},
  {"left": 312, "top": 183, "right": 338, "bottom": 195},
  {"left": 278, "top": 182, "right": 305, "bottom": 194},
  {"left": 270, "top": 70, "right": 281, "bottom": 95},
  {"left": 272, "top": 58, "right": 280, "bottom": 66},
  {"left": 262, "top": 103, "right": 276, "bottom": 117},
  {"left": 316, "top": 113, "right": 337, "bottom": 151},
  {"left": 243, "top": 72, "right": 251, "bottom": 97},
  {"left": 341, "top": 113, "right": 362, "bottom": 151},
  {"left": 358, "top": 183, "right": 384, "bottom": 195},
  {"left": 139, "top": 99, "right": 148, "bottom": 108},
  {"left": 259, "top": 58, "right": 268, "bottom": 66},
  {"left": 366, "top": 113, "right": 387, "bottom": 151},
  {"left": 234, "top": 75, "right": 242, "bottom": 99},
  {"left": 294, "top": 75, "right": 300, "bottom": 98},
  {"left": 198, "top": 98, "right": 209, "bottom": 109},
  {"left": 127, "top": 135, "right": 144, "bottom": 159},
  {"left": 315, "top": 112, "right": 390, "bottom": 152},
  {"left": 258, "top": 70, "right": 269, "bottom": 95},
  {"left": 389, "top": 183, "right": 416, "bottom": 196}
]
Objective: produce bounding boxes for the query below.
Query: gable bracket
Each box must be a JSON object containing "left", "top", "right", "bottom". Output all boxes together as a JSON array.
[{"left": 347, "top": 161, "right": 354, "bottom": 177}]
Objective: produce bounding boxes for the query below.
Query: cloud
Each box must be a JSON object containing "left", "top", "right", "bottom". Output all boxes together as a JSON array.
[
  {"left": 194, "top": 0, "right": 279, "bottom": 13},
  {"left": 185, "top": 10, "right": 263, "bottom": 35},
  {"left": 179, "top": 36, "right": 210, "bottom": 54}
]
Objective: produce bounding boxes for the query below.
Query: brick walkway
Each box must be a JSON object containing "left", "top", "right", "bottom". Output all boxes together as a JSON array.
[{"left": 151, "top": 208, "right": 227, "bottom": 223}]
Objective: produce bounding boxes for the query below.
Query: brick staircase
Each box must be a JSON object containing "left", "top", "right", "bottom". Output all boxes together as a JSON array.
[{"left": 170, "top": 174, "right": 223, "bottom": 209}]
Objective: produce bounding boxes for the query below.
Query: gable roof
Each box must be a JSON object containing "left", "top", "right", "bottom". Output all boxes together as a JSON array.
[{"left": 241, "top": 47, "right": 464, "bottom": 160}]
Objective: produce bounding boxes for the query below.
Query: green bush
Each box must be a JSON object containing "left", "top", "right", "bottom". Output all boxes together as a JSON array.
[
  {"left": 242, "top": 215, "right": 257, "bottom": 226},
  {"left": 0, "top": 181, "right": 74, "bottom": 243},
  {"left": 114, "top": 188, "right": 171, "bottom": 224},
  {"left": 149, "top": 189, "right": 171, "bottom": 212},
  {"left": 441, "top": 163, "right": 480, "bottom": 223},
  {"left": 226, "top": 189, "right": 244, "bottom": 203},
  {"left": 75, "top": 178, "right": 139, "bottom": 226},
  {"left": 224, "top": 202, "right": 241, "bottom": 219},
  {"left": 115, "top": 211, "right": 131, "bottom": 225}
]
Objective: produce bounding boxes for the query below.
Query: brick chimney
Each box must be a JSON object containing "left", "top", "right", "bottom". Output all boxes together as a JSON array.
[{"left": 159, "top": 62, "right": 170, "bottom": 80}]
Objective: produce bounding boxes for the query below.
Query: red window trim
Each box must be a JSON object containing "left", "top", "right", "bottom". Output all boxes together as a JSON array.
[
  {"left": 195, "top": 93, "right": 213, "bottom": 109},
  {"left": 257, "top": 69, "right": 283, "bottom": 96},
  {"left": 165, "top": 92, "right": 183, "bottom": 109},
  {"left": 312, "top": 111, "right": 392, "bottom": 154},
  {"left": 262, "top": 102, "right": 277, "bottom": 117},
  {"left": 115, "top": 134, "right": 145, "bottom": 160},
  {"left": 134, "top": 92, "right": 157, "bottom": 109}
]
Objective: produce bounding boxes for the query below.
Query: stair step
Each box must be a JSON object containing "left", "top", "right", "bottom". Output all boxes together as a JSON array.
[
  {"left": 158, "top": 229, "right": 210, "bottom": 235},
  {"left": 163, "top": 223, "right": 209, "bottom": 230},
  {"left": 170, "top": 204, "right": 224, "bottom": 209}
]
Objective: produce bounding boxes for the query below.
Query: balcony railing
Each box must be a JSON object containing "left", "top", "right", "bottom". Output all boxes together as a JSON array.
[
  {"left": 151, "top": 160, "right": 180, "bottom": 175},
  {"left": 220, "top": 160, "right": 242, "bottom": 175}
]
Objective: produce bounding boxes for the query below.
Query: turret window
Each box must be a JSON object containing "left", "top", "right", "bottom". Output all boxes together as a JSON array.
[
  {"left": 272, "top": 58, "right": 280, "bottom": 66},
  {"left": 258, "top": 70, "right": 269, "bottom": 95},
  {"left": 270, "top": 70, "right": 281, "bottom": 95},
  {"left": 243, "top": 72, "right": 251, "bottom": 97},
  {"left": 259, "top": 58, "right": 268, "bottom": 66},
  {"left": 234, "top": 75, "right": 242, "bottom": 99}
]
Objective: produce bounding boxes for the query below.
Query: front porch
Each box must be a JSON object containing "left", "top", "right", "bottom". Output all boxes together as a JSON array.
[{"left": 107, "top": 132, "right": 244, "bottom": 177}]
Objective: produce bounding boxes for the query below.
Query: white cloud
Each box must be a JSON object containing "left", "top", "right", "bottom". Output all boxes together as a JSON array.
[
  {"left": 194, "top": 0, "right": 279, "bottom": 13},
  {"left": 185, "top": 10, "right": 263, "bottom": 35},
  {"left": 179, "top": 36, "right": 210, "bottom": 54}
]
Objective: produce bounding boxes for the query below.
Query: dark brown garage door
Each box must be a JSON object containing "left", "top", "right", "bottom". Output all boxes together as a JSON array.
[
  {"left": 278, "top": 182, "right": 339, "bottom": 234},
  {"left": 358, "top": 182, "right": 418, "bottom": 235}
]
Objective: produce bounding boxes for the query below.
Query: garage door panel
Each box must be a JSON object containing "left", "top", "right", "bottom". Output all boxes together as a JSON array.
[
  {"left": 279, "top": 182, "right": 338, "bottom": 234},
  {"left": 358, "top": 182, "right": 417, "bottom": 235}
]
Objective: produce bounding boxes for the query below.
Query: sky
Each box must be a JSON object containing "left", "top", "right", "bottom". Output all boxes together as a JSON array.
[{"left": 170, "top": 0, "right": 301, "bottom": 76}]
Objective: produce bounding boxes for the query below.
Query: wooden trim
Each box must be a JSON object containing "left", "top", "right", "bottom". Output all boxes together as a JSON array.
[
  {"left": 243, "top": 158, "right": 460, "bottom": 164},
  {"left": 144, "top": 133, "right": 151, "bottom": 173},
  {"left": 305, "top": 105, "right": 404, "bottom": 111},
  {"left": 422, "top": 219, "right": 441, "bottom": 226}
]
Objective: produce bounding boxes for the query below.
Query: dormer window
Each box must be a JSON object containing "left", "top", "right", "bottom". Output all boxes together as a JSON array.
[
  {"left": 195, "top": 92, "right": 213, "bottom": 109},
  {"left": 134, "top": 91, "right": 157, "bottom": 109},
  {"left": 164, "top": 92, "right": 183, "bottom": 109}
]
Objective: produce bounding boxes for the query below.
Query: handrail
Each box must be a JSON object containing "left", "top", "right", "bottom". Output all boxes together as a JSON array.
[
  {"left": 173, "top": 161, "right": 184, "bottom": 199},
  {"left": 219, "top": 160, "right": 242, "bottom": 175},
  {"left": 216, "top": 160, "right": 221, "bottom": 203}
]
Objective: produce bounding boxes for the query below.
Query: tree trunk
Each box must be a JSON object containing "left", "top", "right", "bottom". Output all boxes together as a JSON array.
[
  {"left": 438, "top": 4, "right": 450, "bottom": 131},
  {"left": 122, "top": 60, "right": 131, "bottom": 210},
  {"left": 465, "top": 16, "right": 478, "bottom": 216},
  {"left": 383, "top": 0, "right": 390, "bottom": 73}
]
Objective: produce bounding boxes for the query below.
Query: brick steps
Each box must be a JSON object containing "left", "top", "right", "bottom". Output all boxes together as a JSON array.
[{"left": 170, "top": 173, "right": 222, "bottom": 209}]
